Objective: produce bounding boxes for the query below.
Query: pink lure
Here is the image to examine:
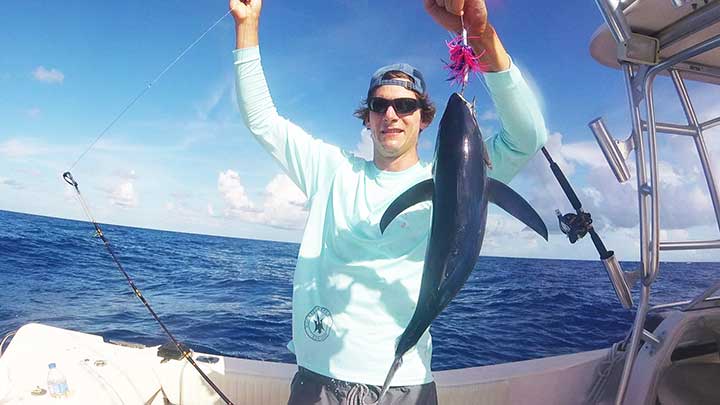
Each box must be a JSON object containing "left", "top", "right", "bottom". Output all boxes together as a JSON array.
[{"left": 444, "top": 34, "right": 489, "bottom": 86}]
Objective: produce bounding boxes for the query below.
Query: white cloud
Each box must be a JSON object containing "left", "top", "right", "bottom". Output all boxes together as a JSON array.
[
  {"left": 258, "top": 174, "right": 309, "bottom": 229},
  {"left": 33, "top": 66, "right": 64, "bottom": 84},
  {"left": 0, "top": 139, "right": 45, "bottom": 158},
  {"left": 562, "top": 141, "right": 607, "bottom": 169},
  {"left": 217, "top": 171, "right": 308, "bottom": 230},
  {"left": 110, "top": 181, "right": 138, "bottom": 208},
  {"left": 218, "top": 169, "right": 254, "bottom": 212},
  {"left": 516, "top": 132, "right": 581, "bottom": 229},
  {"left": 528, "top": 130, "right": 642, "bottom": 233},
  {"left": 353, "top": 127, "right": 374, "bottom": 160},
  {"left": 576, "top": 164, "right": 640, "bottom": 229},
  {"left": 484, "top": 210, "right": 542, "bottom": 250},
  {"left": 659, "top": 228, "right": 690, "bottom": 241},
  {"left": 516, "top": 127, "right": 718, "bottom": 233},
  {"left": 107, "top": 170, "right": 138, "bottom": 208}
]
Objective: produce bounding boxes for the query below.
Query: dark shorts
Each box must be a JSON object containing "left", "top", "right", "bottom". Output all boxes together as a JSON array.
[{"left": 287, "top": 367, "right": 438, "bottom": 405}]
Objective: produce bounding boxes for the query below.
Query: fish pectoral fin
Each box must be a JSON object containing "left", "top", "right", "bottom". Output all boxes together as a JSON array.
[
  {"left": 487, "top": 178, "right": 548, "bottom": 240},
  {"left": 379, "top": 179, "right": 434, "bottom": 234}
]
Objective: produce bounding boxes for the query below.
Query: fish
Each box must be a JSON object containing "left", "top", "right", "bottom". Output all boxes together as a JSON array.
[{"left": 374, "top": 92, "right": 548, "bottom": 403}]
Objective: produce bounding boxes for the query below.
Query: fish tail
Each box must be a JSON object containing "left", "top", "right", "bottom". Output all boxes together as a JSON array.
[{"left": 372, "top": 356, "right": 403, "bottom": 404}]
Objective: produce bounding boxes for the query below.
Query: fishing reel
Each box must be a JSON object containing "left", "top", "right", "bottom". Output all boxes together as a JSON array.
[{"left": 555, "top": 209, "right": 593, "bottom": 244}]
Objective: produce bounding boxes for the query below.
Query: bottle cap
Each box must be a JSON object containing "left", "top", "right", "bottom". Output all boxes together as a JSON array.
[{"left": 48, "top": 363, "right": 56, "bottom": 369}]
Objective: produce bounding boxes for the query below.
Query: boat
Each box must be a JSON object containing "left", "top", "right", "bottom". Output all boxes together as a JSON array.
[{"left": 2, "top": 0, "right": 719, "bottom": 403}]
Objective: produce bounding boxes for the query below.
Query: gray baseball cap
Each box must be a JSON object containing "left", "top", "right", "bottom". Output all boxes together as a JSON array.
[{"left": 367, "top": 63, "right": 427, "bottom": 98}]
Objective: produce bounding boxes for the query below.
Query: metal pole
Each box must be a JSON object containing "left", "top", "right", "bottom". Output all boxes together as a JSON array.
[
  {"left": 660, "top": 239, "right": 720, "bottom": 250},
  {"left": 702, "top": 116, "right": 720, "bottom": 131},
  {"left": 642, "top": 121, "right": 696, "bottom": 137},
  {"left": 614, "top": 285, "right": 651, "bottom": 405},
  {"left": 595, "top": 0, "right": 634, "bottom": 46},
  {"left": 623, "top": 64, "right": 651, "bottom": 282},
  {"left": 670, "top": 69, "right": 720, "bottom": 233},
  {"left": 643, "top": 71, "right": 661, "bottom": 285},
  {"left": 685, "top": 281, "right": 720, "bottom": 310},
  {"left": 611, "top": 63, "right": 652, "bottom": 405}
]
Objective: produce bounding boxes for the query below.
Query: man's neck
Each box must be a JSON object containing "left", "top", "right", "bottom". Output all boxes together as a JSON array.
[{"left": 373, "top": 153, "right": 420, "bottom": 172}]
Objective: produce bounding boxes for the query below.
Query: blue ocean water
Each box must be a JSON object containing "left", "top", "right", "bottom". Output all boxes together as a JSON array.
[{"left": 0, "top": 209, "right": 717, "bottom": 370}]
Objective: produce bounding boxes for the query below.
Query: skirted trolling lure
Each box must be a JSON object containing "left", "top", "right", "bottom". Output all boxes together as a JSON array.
[{"left": 443, "top": 16, "right": 490, "bottom": 91}]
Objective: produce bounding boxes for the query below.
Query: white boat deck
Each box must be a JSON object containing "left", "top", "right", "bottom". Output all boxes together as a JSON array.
[{"left": 0, "top": 323, "right": 606, "bottom": 405}]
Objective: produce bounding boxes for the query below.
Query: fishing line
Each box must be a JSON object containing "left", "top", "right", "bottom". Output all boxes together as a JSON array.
[
  {"left": 62, "top": 9, "right": 235, "bottom": 405},
  {"left": 67, "top": 9, "right": 231, "bottom": 172}
]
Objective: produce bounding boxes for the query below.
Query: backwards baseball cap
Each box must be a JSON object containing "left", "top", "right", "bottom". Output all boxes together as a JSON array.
[{"left": 367, "top": 63, "right": 427, "bottom": 98}]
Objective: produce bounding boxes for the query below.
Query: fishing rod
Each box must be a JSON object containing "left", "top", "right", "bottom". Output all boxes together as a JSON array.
[
  {"left": 62, "top": 10, "right": 235, "bottom": 405},
  {"left": 541, "top": 147, "right": 639, "bottom": 309}
]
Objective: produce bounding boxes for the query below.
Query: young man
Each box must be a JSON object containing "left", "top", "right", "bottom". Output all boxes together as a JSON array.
[{"left": 230, "top": 1, "right": 547, "bottom": 403}]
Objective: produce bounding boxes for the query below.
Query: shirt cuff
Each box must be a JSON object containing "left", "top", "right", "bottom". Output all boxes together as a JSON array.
[{"left": 233, "top": 46, "right": 261, "bottom": 64}]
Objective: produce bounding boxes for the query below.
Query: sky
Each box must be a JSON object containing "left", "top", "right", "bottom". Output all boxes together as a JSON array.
[{"left": 2, "top": 1, "right": 719, "bottom": 262}]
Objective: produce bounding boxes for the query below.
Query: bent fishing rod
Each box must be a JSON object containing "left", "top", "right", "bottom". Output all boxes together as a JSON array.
[
  {"left": 63, "top": 10, "right": 235, "bottom": 405},
  {"left": 541, "top": 146, "right": 638, "bottom": 309}
]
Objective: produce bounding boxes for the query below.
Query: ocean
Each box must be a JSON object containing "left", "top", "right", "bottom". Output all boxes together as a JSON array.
[{"left": 0, "top": 209, "right": 716, "bottom": 370}]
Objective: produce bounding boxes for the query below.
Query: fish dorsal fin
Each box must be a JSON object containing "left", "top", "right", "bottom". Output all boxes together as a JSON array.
[
  {"left": 487, "top": 178, "right": 548, "bottom": 240},
  {"left": 379, "top": 179, "right": 434, "bottom": 234}
]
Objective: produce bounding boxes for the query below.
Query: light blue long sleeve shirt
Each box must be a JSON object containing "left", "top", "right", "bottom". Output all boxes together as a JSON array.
[{"left": 233, "top": 47, "right": 547, "bottom": 386}]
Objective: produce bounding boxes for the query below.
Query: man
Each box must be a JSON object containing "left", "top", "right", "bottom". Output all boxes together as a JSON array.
[{"left": 229, "top": 1, "right": 547, "bottom": 404}]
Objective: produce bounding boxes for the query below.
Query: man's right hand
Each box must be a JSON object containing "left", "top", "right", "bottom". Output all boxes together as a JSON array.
[
  {"left": 230, "top": 0, "right": 262, "bottom": 25},
  {"left": 230, "top": 0, "right": 261, "bottom": 49}
]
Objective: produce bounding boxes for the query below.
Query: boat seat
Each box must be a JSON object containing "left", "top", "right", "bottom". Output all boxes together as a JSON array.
[
  {"left": 657, "top": 316, "right": 720, "bottom": 404},
  {"left": 657, "top": 362, "right": 720, "bottom": 405}
]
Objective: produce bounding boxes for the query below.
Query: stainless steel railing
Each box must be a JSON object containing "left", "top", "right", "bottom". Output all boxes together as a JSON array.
[{"left": 591, "top": 1, "right": 720, "bottom": 403}]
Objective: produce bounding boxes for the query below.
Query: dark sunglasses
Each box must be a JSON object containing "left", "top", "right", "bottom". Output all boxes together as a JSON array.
[{"left": 368, "top": 97, "right": 421, "bottom": 115}]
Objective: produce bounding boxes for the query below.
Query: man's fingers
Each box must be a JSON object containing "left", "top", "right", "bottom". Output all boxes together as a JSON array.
[
  {"left": 434, "top": 0, "right": 463, "bottom": 15},
  {"left": 462, "top": 1, "right": 488, "bottom": 33},
  {"left": 425, "top": 0, "right": 462, "bottom": 31},
  {"left": 445, "top": 0, "right": 464, "bottom": 15}
]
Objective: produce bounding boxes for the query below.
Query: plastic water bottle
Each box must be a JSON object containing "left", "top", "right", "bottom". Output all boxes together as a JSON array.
[{"left": 47, "top": 363, "right": 69, "bottom": 398}]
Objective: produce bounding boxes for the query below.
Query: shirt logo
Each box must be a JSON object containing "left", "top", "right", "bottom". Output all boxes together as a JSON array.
[{"left": 304, "top": 306, "right": 333, "bottom": 342}]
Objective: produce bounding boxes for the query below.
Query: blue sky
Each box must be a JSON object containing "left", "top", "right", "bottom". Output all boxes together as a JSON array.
[{"left": 2, "top": 1, "right": 719, "bottom": 261}]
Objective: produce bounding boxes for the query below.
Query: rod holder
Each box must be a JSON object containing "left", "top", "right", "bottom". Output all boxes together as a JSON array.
[
  {"left": 603, "top": 255, "right": 639, "bottom": 309},
  {"left": 595, "top": 0, "right": 634, "bottom": 46},
  {"left": 589, "top": 117, "right": 634, "bottom": 183}
]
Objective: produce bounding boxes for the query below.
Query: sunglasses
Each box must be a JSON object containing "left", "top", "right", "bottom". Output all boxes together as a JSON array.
[{"left": 368, "top": 97, "right": 421, "bottom": 115}]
